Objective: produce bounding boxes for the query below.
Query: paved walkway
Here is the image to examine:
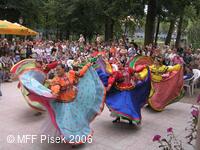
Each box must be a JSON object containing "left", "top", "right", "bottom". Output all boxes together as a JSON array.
[{"left": 0, "top": 82, "right": 198, "bottom": 150}]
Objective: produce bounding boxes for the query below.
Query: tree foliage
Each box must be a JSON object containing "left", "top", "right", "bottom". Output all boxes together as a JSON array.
[{"left": 1, "top": 0, "right": 200, "bottom": 44}]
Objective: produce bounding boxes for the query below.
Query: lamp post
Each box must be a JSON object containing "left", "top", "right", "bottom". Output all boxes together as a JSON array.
[
  {"left": 4, "top": 6, "right": 7, "bottom": 19},
  {"left": 125, "top": 16, "right": 130, "bottom": 35},
  {"left": 19, "top": 17, "right": 24, "bottom": 40}
]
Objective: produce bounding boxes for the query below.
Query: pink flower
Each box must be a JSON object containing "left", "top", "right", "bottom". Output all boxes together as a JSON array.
[
  {"left": 153, "top": 135, "right": 161, "bottom": 142},
  {"left": 191, "top": 109, "right": 199, "bottom": 117},
  {"left": 167, "top": 127, "right": 173, "bottom": 133}
]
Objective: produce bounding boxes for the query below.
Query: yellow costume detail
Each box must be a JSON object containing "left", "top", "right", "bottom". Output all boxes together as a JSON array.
[{"left": 150, "top": 64, "right": 181, "bottom": 82}]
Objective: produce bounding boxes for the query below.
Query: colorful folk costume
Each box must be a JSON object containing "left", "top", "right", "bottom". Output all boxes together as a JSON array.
[
  {"left": 106, "top": 67, "right": 151, "bottom": 125},
  {"left": 148, "top": 57, "right": 184, "bottom": 111},
  {"left": 129, "top": 55, "right": 154, "bottom": 69},
  {"left": 96, "top": 58, "right": 151, "bottom": 125},
  {"left": 95, "top": 57, "right": 112, "bottom": 87},
  {"left": 10, "top": 59, "right": 45, "bottom": 112},
  {"left": 10, "top": 59, "right": 58, "bottom": 112},
  {"left": 17, "top": 63, "right": 105, "bottom": 144}
]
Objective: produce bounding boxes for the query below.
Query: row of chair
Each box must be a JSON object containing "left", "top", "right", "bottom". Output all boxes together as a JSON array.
[{"left": 184, "top": 69, "right": 200, "bottom": 96}]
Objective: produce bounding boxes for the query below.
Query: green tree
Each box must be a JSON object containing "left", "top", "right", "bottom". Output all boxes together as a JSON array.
[{"left": 96, "top": 0, "right": 144, "bottom": 42}]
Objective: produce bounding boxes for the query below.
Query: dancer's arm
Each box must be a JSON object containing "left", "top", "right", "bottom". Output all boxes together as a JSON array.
[
  {"left": 107, "top": 76, "right": 115, "bottom": 91},
  {"left": 76, "top": 63, "right": 91, "bottom": 77},
  {"left": 167, "top": 64, "right": 181, "bottom": 72},
  {"left": 51, "top": 85, "right": 60, "bottom": 96},
  {"left": 106, "top": 71, "right": 118, "bottom": 91},
  {"left": 50, "top": 77, "right": 62, "bottom": 96},
  {"left": 43, "top": 61, "right": 59, "bottom": 72},
  {"left": 47, "top": 61, "right": 59, "bottom": 70}
]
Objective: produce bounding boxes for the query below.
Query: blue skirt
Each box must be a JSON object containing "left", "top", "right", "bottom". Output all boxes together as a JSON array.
[
  {"left": 19, "top": 67, "right": 105, "bottom": 144},
  {"left": 105, "top": 70, "right": 151, "bottom": 123}
]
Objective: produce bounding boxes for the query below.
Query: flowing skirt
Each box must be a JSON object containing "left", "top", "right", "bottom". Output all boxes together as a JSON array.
[
  {"left": 19, "top": 67, "right": 105, "bottom": 144},
  {"left": 11, "top": 59, "right": 44, "bottom": 112},
  {"left": 106, "top": 70, "right": 151, "bottom": 123},
  {"left": 148, "top": 67, "right": 184, "bottom": 111}
]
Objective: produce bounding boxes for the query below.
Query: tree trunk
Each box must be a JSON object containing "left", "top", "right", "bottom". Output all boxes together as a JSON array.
[
  {"left": 175, "top": 14, "right": 183, "bottom": 48},
  {"left": 56, "top": 24, "right": 59, "bottom": 40},
  {"left": 45, "top": 14, "right": 48, "bottom": 39},
  {"left": 83, "top": 32, "right": 88, "bottom": 43},
  {"left": 59, "top": 28, "right": 65, "bottom": 41},
  {"left": 105, "top": 17, "right": 114, "bottom": 42},
  {"left": 154, "top": 15, "right": 160, "bottom": 46},
  {"left": 65, "top": 30, "right": 70, "bottom": 40},
  {"left": 144, "top": 0, "right": 157, "bottom": 46},
  {"left": 88, "top": 32, "right": 93, "bottom": 42},
  {"left": 165, "top": 18, "right": 176, "bottom": 45}
]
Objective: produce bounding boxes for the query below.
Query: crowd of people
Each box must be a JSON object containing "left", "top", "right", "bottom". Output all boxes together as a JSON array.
[{"left": 0, "top": 35, "right": 200, "bottom": 82}]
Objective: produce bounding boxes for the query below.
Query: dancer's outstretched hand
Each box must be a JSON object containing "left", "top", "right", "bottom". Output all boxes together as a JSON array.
[{"left": 106, "top": 84, "right": 112, "bottom": 92}]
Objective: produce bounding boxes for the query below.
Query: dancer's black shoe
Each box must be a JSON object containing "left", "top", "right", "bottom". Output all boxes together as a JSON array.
[
  {"left": 129, "top": 120, "right": 133, "bottom": 125},
  {"left": 112, "top": 117, "right": 120, "bottom": 123},
  {"left": 34, "top": 112, "right": 42, "bottom": 116}
]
